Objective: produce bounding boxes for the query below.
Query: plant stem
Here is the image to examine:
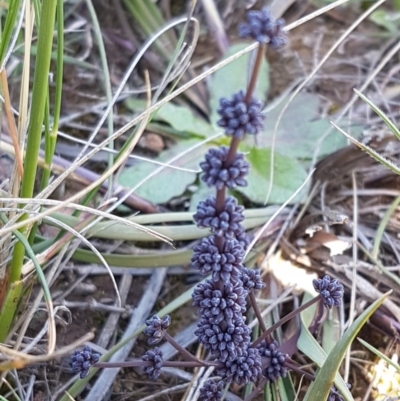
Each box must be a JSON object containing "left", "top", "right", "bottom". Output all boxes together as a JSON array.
[
  {"left": 251, "top": 295, "right": 321, "bottom": 348},
  {"left": 29, "top": 0, "right": 64, "bottom": 245},
  {"left": 164, "top": 332, "right": 215, "bottom": 366},
  {"left": 308, "top": 299, "right": 325, "bottom": 335},
  {"left": 1, "top": 0, "right": 58, "bottom": 340},
  {"left": 94, "top": 359, "right": 219, "bottom": 369},
  {"left": 249, "top": 291, "right": 267, "bottom": 332},
  {"left": 245, "top": 44, "right": 265, "bottom": 103},
  {"left": 284, "top": 360, "right": 315, "bottom": 381}
]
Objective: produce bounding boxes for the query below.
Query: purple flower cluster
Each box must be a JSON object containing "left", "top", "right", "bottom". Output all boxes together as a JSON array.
[
  {"left": 199, "top": 380, "right": 224, "bottom": 401},
  {"left": 191, "top": 235, "right": 244, "bottom": 283},
  {"left": 217, "top": 347, "right": 262, "bottom": 385},
  {"left": 192, "top": 9, "right": 278, "bottom": 395},
  {"left": 200, "top": 147, "right": 249, "bottom": 190},
  {"left": 70, "top": 346, "right": 100, "bottom": 379},
  {"left": 217, "top": 91, "right": 264, "bottom": 139},
  {"left": 313, "top": 275, "right": 344, "bottom": 309},
  {"left": 258, "top": 340, "right": 288, "bottom": 381},
  {"left": 142, "top": 347, "right": 163, "bottom": 380},
  {"left": 194, "top": 196, "right": 245, "bottom": 238},
  {"left": 192, "top": 279, "right": 247, "bottom": 324},
  {"left": 143, "top": 315, "right": 171, "bottom": 345},
  {"left": 239, "top": 7, "right": 287, "bottom": 48}
]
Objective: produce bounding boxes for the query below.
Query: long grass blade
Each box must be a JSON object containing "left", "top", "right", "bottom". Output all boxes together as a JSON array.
[
  {"left": 331, "top": 122, "right": 400, "bottom": 176},
  {"left": 354, "top": 89, "right": 400, "bottom": 141},
  {"left": 358, "top": 338, "right": 400, "bottom": 373},
  {"left": 303, "top": 292, "right": 390, "bottom": 401}
]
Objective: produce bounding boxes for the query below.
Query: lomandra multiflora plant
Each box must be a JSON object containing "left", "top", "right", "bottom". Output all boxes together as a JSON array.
[{"left": 70, "top": 8, "right": 346, "bottom": 401}]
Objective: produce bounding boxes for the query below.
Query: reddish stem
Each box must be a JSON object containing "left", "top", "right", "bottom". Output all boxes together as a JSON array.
[
  {"left": 94, "top": 359, "right": 221, "bottom": 369},
  {"left": 164, "top": 332, "right": 208, "bottom": 365},
  {"left": 249, "top": 291, "right": 267, "bottom": 333},
  {"left": 251, "top": 295, "right": 322, "bottom": 348},
  {"left": 245, "top": 44, "right": 266, "bottom": 103}
]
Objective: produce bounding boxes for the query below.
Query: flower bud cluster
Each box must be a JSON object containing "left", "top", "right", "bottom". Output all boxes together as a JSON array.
[
  {"left": 313, "top": 275, "right": 344, "bottom": 309},
  {"left": 70, "top": 346, "right": 100, "bottom": 379},
  {"left": 192, "top": 7, "right": 288, "bottom": 398}
]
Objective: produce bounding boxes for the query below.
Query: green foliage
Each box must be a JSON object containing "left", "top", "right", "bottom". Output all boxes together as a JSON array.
[
  {"left": 0, "top": 0, "right": 23, "bottom": 64},
  {"left": 358, "top": 338, "right": 400, "bottom": 373},
  {"left": 370, "top": 9, "right": 400, "bottom": 32},
  {"left": 118, "top": 140, "right": 207, "bottom": 204},
  {"left": 121, "top": 44, "right": 346, "bottom": 206},
  {"left": 303, "top": 292, "right": 389, "bottom": 401},
  {"left": 253, "top": 92, "right": 348, "bottom": 159},
  {"left": 240, "top": 145, "right": 308, "bottom": 204},
  {"left": 156, "top": 102, "right": 216, "bottom": 137},
  {"left": 299, "top": 294, "right": 354, "bottom": 401},
  {"left": 1, "top": 0, "right": 58, "bottom": 341}
]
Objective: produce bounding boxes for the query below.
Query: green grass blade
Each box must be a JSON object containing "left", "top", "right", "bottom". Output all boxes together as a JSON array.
[
  {"left": 280, "top": 375, "right": 296, "bottom": 400},
  {"left": 39, "top": 0, "right": 64, "bottom": 190},
  {"left": 72, "top": 248, "right": 193, "bottom": 268},
  {"left": 358, "top": 338, "right": 400, "bottom": 373},
  {"left": 29, "top": 0, "right": 64, "bottom": 245},
  {"left": 2, "top": 0, "right": 58, "bottom": 341},
  {"left": 0, "top": 214, "right": 54, "bottom": 346},
  {"left": 0, "top": 0, "right": 23, "bottom": 63},
  {"left": 86, "top": 0, "right": 114, "bottom": 185},
  {"left": 43, "top": 209, "right": 274, "bottom": 243},
  {"left": 332, "top": 121, "right": 400, "bottom": 176},
  {"left": 322, "top": 308, "right": 340, "bottom": 354},
  {"left": 354, "top": 89, "right": 400, "bottom": 142},
  {"left": 303, "top": 292, "right": 390, "bottom": 401},
  {"left": 277, "top": 377, "right": 294, "bottom": 401},
  {"left": 0, "top": 282, "right": 23, "bottom": 341},
  {"left": 372, "top": 194, "right": 400, "bottom": 259}
]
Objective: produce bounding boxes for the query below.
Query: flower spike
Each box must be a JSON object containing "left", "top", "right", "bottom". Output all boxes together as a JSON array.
[
  {"left": 193, "top": 196, "right": 245, "bottom": 238},
  {"left": 313, "top": 275, "right": 344, "bottom": 309},
  {"left": 239, "top": 7, "right": 287, "bottom": 48},
  {"left": 142, "top": 347, "right": 163, "bottom": 380},
  {"left": 199, "top": 379, "right": 224, "bottom": 401},
  {"left": 217, "top": 90, "right": 264, "bottom": 139},
  {"left": 70, "top": 345, "right": 100, "bottom": 379},
  {"left": 143, "top": 315, "right": 171, "bottom": 345},
  {"left": 200, "top": 146, "right": 250, "bottom": 190}
]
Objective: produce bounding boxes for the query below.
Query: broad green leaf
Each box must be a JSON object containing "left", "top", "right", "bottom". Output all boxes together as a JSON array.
[
  {"left": 303, "top": 292, "right": 390, "bottom": 401},
  {"left": 370, "top": 10, "right": 400, "bottom": 33},
  {"left": 124, "top": 98, "right": 213, "bottom": 138},
  {"left": 251, "top": 92, "right": 348, "bottom": 160},
  {"left": 209, "top": 42, "right": 270, "bottom": 125},
  {"left": 238, "top": 145, "right": 308, "bottom": 204},
  {"left": 118, "top": 140, "right": 206, "bottom": 204},
  {"left": 281, "top": 376, "right": 296, "bottom": 400},
  {"left": 156, "top": 102, "right": 216, "bottom": 137},
  {"left": 189, "top": 181, "right": 215, "bottom": 211},
  {"left": 322, "top": 308, "right": 340, "bottom": 354}
]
